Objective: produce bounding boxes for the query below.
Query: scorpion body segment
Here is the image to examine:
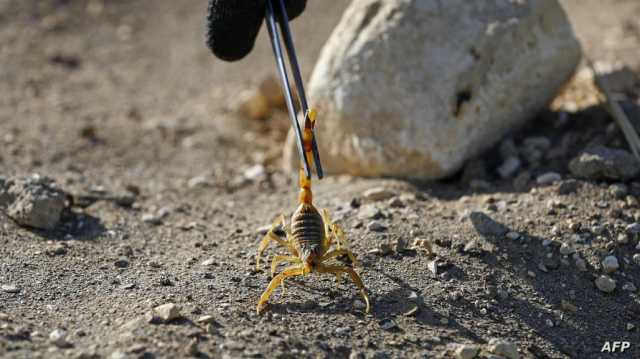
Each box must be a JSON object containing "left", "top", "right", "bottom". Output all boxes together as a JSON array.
[{"left": 291, "top": 203, "right": 324, "bottom": 267}]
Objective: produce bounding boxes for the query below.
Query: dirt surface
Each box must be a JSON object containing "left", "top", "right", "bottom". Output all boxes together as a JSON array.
[{"left": 2, "top": 1, "right": 640, "bottom": 358}]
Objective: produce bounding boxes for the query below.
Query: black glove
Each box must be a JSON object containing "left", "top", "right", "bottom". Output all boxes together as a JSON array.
[{"left": 206, "top": 0, "right": 307, "bottom": 62}]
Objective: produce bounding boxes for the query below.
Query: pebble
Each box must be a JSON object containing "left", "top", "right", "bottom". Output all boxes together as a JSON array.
[
  {"left": 388, "top": 197, "right": 405, "bottom": 208},
  {"left": 574, "top": 256, "right": 587, "bottom": 272},
  {"left": 497, "top": 156, "right": 521, "bottom": 179},
  {"left": 49, "top": 329, "right": 71, "bottom": 348},
  {"left": 487, "top": 339, "right": 519, "bottom": 359},
  {"left": 201, "top": 258, "right": 216, "bottom": 266},
  {"left": 196, "top": 315, "right": 216, "bottom": 324},
  {"left": 1, "top": 284, "right": 19, "bottom": 293},
  {"left": 557, "top": 179, "right": 579, "bottom": 195},
  {"left": 367, "top": 220, "right": 387, "bottom": 232},
  {"left": 363, "top": 187, "right": 396, "bottom": 202},
  {"left": 633, "top": 254, "right": 640, "bottom": 265},
  {"left": 185, "top": 339, "right": 199, "bottom": 356},
  {"left": 428, "top": 260, "right": 438, "bottom": 275},
  {"left": 602, "top": 256, "right": 620, "bottom": 273},
  {"left": 560, "top": 300, "right": 577, "bottom": 313},
  {"left": 617, "top": 233, "right": 629, "bottom": 244},
  {"left": 569, "top": 145, "right": 640, "bottom": 180},
  {"left": 114, "top": 257, "right": 129, "bottom": 268},
  {"left": 622, "top": 283, "right": 637, "bottom": 292},
  {"left": 505, "top": 232, "right": 521, "bottom": 240},
  {"left": 559, "top": 243, "right": 575, "bottom": 256},
  {"left": 353, "top": 299, "right": 367, "bottom": 310},
  {"left": 595, "top": 275, "right": 616, "bottom": 293},
  {"left": 413, "top": 238, "right": 434, "bottom": 256},
  {"left": 4, "top": 175, "right": 67, "bottom": 230},
  {"left": 454, "top": 344, "right": 480, "bottom": 359},
  {"left": 536, "top": 172, "right": 561, "bottom": 186},
  {"left": 375, "top": 242, "right": 394, "bottom": 256},
  {"left": 378, "top": 318, "right": 398, "bottom": 331},
  {"left": 609, "top": 183, "right": 628, "bottom": 199},
  {"left": 153, "top": 303, "right": 182, "bottom": 322},
  {"left": 469, "top": 212, "right": 508, "bottom": 237},
  {"left": 243, "top": 164, "right": 266, "bottom": 181},
  {"left": 46, "top": 243, "right": 67, "bottom": 256},
  {"left": 626, "top": 223, "right": 640, "bottom": 236}
]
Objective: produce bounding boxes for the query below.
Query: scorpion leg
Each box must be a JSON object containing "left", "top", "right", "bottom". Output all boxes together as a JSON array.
[
  {"left": 271, "top": 255, "right": 301, "bottom": 277},
  {"left": 270, "top": 255, "right": 301, "bottom": 295},
  {"left": 256, "top": 214, "right": 297, "bottom": 271},
  {"left": 320, "top": 248, "right": 360, "bottom": 268},
  {"left": 316, "top": 263, "right": 370, "bottom": 314},
  {"left": 257, "top": 265, "right": 305, "bottom": 314}
]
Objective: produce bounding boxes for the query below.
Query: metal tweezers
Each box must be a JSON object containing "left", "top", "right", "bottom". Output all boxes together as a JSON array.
[{"left": 265, "top": 0, "right": 323, "bottom": 180}]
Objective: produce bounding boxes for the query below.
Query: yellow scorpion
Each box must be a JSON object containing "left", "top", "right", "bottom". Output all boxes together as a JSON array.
[{"left": 255, "top": 109, "right": 370, "bottom": 314}]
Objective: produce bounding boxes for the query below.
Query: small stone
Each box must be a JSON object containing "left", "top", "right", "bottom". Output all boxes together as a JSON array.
[
  {"left": 367, "top": 220, "right": 387, "bottom": 232},
  {"left": 142, "top": 212, "right": 164, "bottom": 225},
  {"left": 49, "top": 329, "right": 71, "bottom": 348},
  {"left": 378, "top": 318, "right": 398, "bottom": 331},
  {"left": 108, "top": 351, "right": 127, "bottom": 359},
  {"left": 574, "top": 256, "right": 587, "bottom": 272},
  {"left": 394, "top": 238, "right": 408, "bottom": 253},
  {"left": 353, "top": 300, "right": 367, "bottom": 310},
  {"left": 185, "top": 339, "right": 199, "bottom": 357},
  {"left": 196, "top": 315, "right": 216, "bottom": 324},
  {"left": 371, "top": 242, "right": 393, "bottom": 256},
  {"left": 153, "top": 303, "right": 182, "bottom": 322},
  {"left": 487, "top": 338, "right": 519, "bottom": 359},
  {"left": 114, "top": 257, "right": 129, "bottom": 268},
  {"left": 388, "top": 197, "right": 405, "bottom": 208},
  {"left": 569, "top": 146, "right": 640, "bottom": 180},
  {"left": 602, "top": 256, "right": 620, "bottom": 273},
  {"left": 617, "top": 233, "right": 629, "bottom": 244},
  {"left": 557, "top": 179, "right": 579, "bottom": 195},
  {"left": 428, "top": 260, "right": 438, "bottom": 275},
  {"left": 622, "top": 283, "right": 637, "bottom": 292},
  {"left": 559, "top": 242, "right": 575, "bottom": 256},
  {"left": 560, "top": 300, "right": 577, "bottom": 313},
  {"left": 201, "top": 258, "right": 216, "bottom": 266},
  {"left": 633, "top": 254, "right": 640, "bottom": 265},
  {"left": 626, "top": 195, "right": 639, "bottom": 208},
  {"left": 454, "top": 344, "right": 480, "bottom": 359},
  {"left": 505, "top": 232, "right": 521, "bottom": 240},
  {"left": 46, "top": 243, "right": 67, "bottom": 256},
  {"left": 469, "top": 212, "right": 508, "bottom": 237},
  {"left": 497, "top": 156, "right": 522, "bottom": 179},
  {"left": 628, "top": 323, "right": 636, "bottom": 331},
  {"left": 609, "top": 183, "right": 628, "bottom": 199},
  {"left": 595, "top": 275, "right": 616, "bottom": 293},
  {"left": 1, "top": 284, "right": 19, "bottom": 293},
  {"left": 626, "top": 223, "right": 640, "bottom": 237},
  {"left": 243, "top": 164, "right": 266, "bottom": 181},
  {"left": 413, "top": 238, "right": 434, "bottom": 256},
  {"left": 363, "top": 187, "right": 396, "bottom": 202},
  {"left": 536, "top": 172, "right": 561, "bottom": 186},
  {"left": 5, "top": 175, "right": 66, "bottom": 230}
]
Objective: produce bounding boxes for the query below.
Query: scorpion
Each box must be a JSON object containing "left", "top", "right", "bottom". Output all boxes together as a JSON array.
[{"left": 255, "top": 109, "right": 371, "bottom": 314}]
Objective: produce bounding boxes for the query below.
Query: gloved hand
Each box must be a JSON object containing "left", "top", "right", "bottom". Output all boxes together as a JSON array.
[{"left": 206, "top": 0, "right": 307, "bottom": 62}]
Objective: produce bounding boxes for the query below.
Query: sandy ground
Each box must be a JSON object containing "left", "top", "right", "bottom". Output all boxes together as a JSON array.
[{"left": 1, "top": 1, "right": 640, "bottom": 358}]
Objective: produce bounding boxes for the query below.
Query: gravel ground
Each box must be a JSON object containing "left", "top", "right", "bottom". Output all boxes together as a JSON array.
[{"left": 1, "top": 1, "right": 640, "bottom": 358}]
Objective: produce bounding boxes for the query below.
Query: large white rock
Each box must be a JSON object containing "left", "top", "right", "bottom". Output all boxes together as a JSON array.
[{"left": 285, "top": 0, "right": 581, "bottom": 179}]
